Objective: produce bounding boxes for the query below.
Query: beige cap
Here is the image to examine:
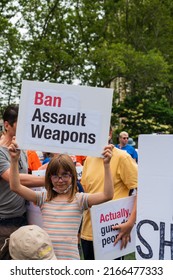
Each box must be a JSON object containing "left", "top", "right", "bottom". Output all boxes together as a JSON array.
[{"left": 9, "top": 225, "right": 57, "bottom": 260}]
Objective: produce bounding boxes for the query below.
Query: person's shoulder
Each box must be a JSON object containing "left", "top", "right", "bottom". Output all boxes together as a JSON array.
[
  {"left": 127, "top": 145, "right": 138, "bottom": 157},
  {"left": 84, "top": 155, "right": 96, "bottom": 162},
  {"left": 113, "top": 148, "right": 138, "bottom": 169},
  {"left": 126, "top": 144, "right": 136, "bottom": 151},
  {"left": 113, "top": 146, "right": 136, "bottom": 162},
  {"left": 0, "top": 146, "right": 9, "bottom": 156},
  {"left": 113, "top": 146, "right": 129, "bottom": 157}
]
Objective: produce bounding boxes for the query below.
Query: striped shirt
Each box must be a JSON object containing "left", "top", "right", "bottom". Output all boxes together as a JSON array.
[{"left": 36, "top": 191, "right": 88, "bottom": 260}]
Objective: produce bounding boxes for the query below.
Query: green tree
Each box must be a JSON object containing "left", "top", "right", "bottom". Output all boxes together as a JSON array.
[
  {"left": 113, "top": 89, "right": 173, "bottom": 145},
  {"left": 1, "top": 0, "right": 173, "bottom": 138},
  {"left": 0, "top": 1, "right": 22, "bottom": 105}
]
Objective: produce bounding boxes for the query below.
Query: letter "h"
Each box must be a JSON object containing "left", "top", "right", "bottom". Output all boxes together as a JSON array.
[{"left": 159, "top": 222, "right": 173, "bottom": 260}]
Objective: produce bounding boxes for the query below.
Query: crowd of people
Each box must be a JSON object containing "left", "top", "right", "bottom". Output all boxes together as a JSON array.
[{"left": 0, "top": 105, "right": 138, "bottom": 260}]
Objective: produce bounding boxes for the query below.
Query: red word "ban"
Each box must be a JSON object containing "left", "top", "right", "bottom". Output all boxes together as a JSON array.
[{"left": 34, "top": 91, "right": 62, "bottom": 107}]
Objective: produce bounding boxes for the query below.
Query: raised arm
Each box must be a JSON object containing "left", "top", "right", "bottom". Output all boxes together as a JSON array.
[
  {"left": 87, "top": 144, "right": 114, "bottom": 207},
  {"left": 9, "top": 140, "right": 37, "bottom": 203}
]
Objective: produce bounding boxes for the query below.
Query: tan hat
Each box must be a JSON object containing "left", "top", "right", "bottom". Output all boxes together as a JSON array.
[{"left": 9, "top": 225, "right": 57, "bottom": 260}]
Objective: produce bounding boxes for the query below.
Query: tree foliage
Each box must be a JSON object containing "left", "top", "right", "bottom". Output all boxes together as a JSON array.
[
  {"left": 1, "top": 0, "right": 173, "bottom": 139},
  {"left": 0, "top": 1, "right": 22, "bottom": 105}
]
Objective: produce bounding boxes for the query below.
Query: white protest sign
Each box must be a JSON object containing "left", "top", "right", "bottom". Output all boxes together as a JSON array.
[
  {"left": 136, "top": 134, "right": 173, "bottom": 260},
  {"left": 16, "top": 80, "right": 113, "bottom": 157},
  {"left": 91, "top": 196, "right": 136, "bottom": 259}
]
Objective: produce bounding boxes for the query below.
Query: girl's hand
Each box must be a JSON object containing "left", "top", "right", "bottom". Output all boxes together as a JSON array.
[
  {"left": 102, "top": 144, "right": 114, "bottom": 164},
  {"left": 8, "top": 137, "right": 20, "bottom": 160}
]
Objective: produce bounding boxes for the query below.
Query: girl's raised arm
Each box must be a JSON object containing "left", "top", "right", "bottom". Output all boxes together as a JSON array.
[
  {"left": 9, "top": 139, "right": 37, "bottom": 203},
  {"left": 87, "top": 144, "right": 114, "bottom": 207}
]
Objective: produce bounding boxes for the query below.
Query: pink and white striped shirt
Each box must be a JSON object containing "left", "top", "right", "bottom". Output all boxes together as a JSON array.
[{"left": 36, "top": 191, "right": 88, "bottom": 260}]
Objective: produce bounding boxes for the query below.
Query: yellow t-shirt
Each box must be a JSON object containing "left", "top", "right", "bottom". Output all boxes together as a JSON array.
[{"left": 80, "top": 147, "right": 138, "bottom": 241}]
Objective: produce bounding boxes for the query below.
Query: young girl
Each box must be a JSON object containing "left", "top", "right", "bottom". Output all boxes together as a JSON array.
[{"left": 9, "top": 140, "right": 114, "bottom": 260}]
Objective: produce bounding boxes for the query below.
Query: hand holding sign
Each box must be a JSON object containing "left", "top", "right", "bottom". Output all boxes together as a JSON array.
[
  {"left": 112, "top": 194, "right": 137, "bottom": 250},
  {"left": 8, "top": 137, "right": 21, "bottom": 161},
  {"left": 112, "top": 220, "right": 132, "bottom": 249},
  {"left": 101, "top": 144, "right": 114, "bottom": 164}
]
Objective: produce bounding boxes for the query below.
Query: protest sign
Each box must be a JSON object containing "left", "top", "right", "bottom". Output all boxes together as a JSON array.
[
  {"left": 91, "top": 196, "right": 136, "bottom": 259},
  {"left": 136, "top": 134, "right": 173, "bottom": 260},
  {"left": 16, "top": 80, "right": 113, "bottom": 157}
]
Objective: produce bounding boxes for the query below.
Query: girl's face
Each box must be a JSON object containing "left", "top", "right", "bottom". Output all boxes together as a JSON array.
[{"left": 50, "top": 167, "right": 72, "bottom": 194}]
